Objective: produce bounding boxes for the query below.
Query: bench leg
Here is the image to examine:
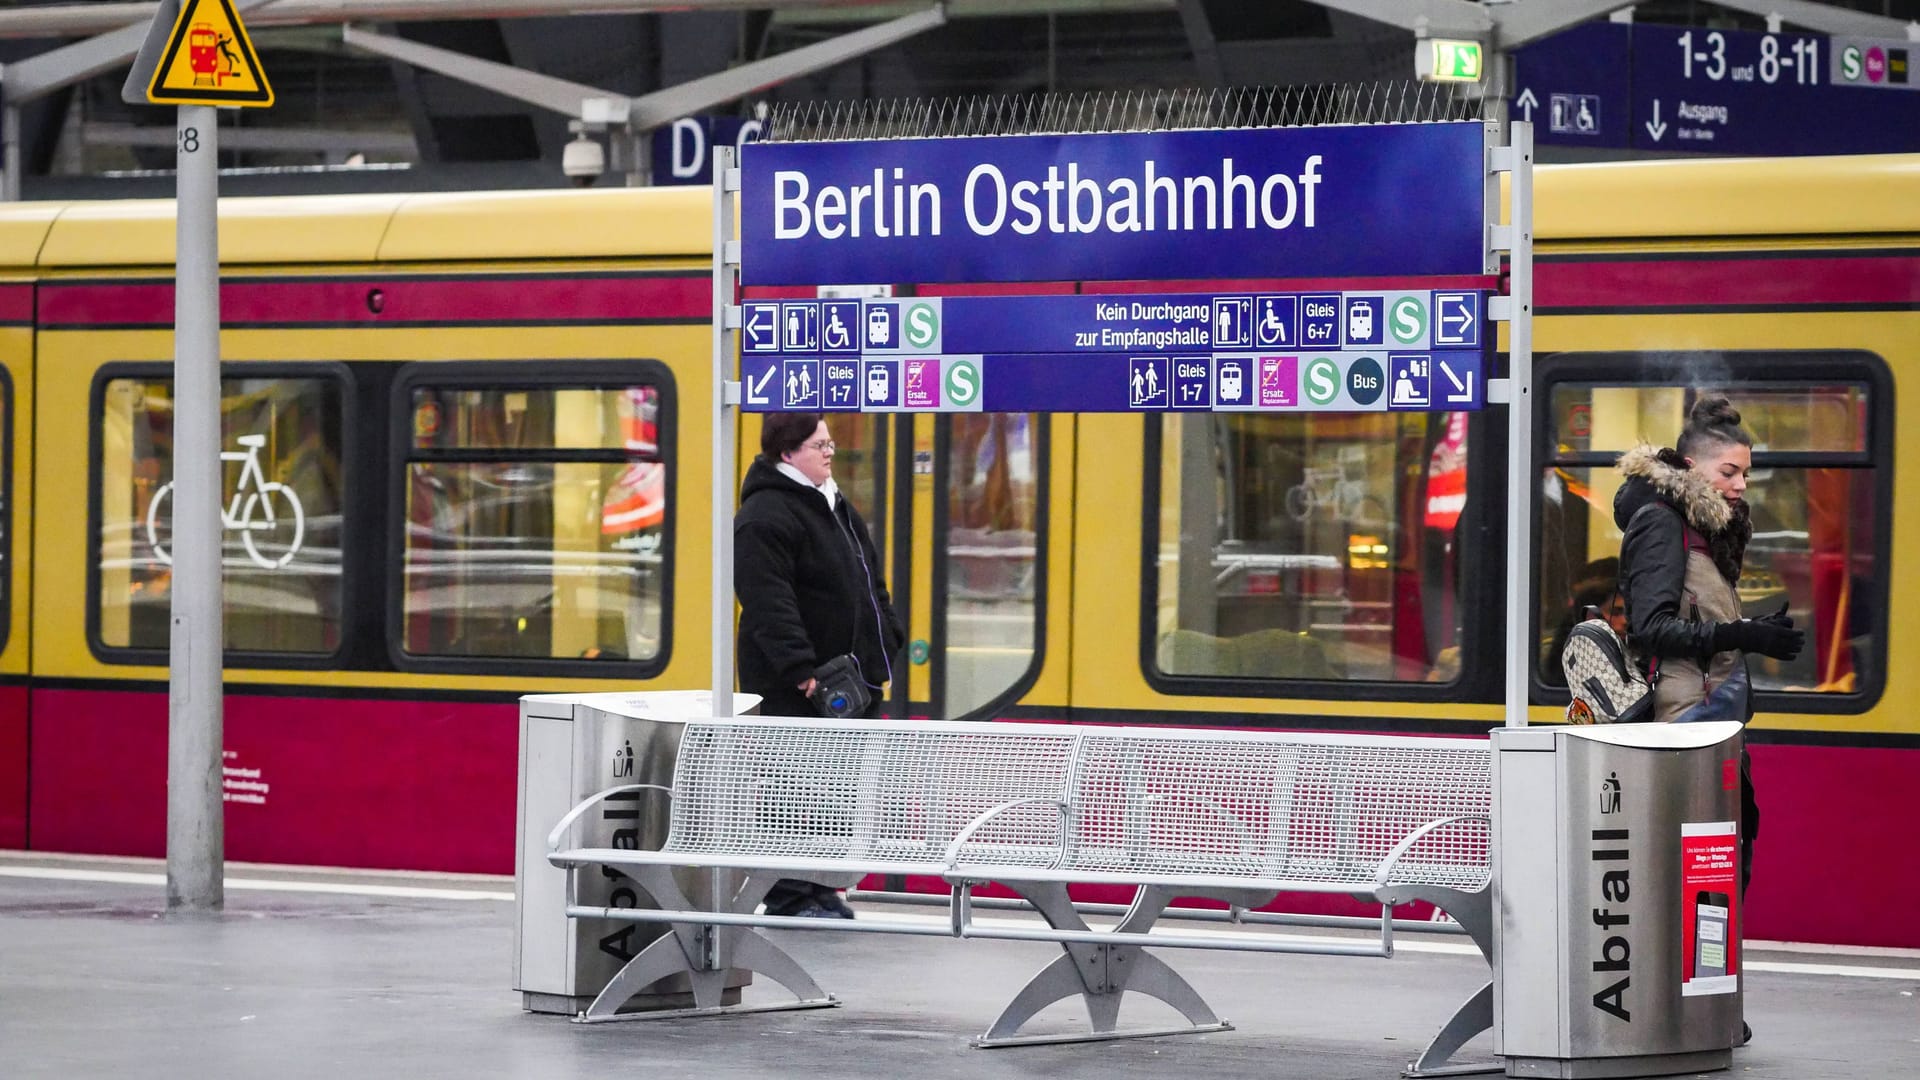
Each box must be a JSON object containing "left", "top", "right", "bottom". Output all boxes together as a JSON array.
[
  {"left": 1404, "top": 981, "right": 1498, "bottom": 1078},
  {"left": 574, "top": 868, "right": 839, "bottom": 1024},
  {"left": 974, "top": 884, "right": 1232, "bottom": 1048},
  {"left": 1372, "top": 882, "right": 1500, "bottom": 1077}
]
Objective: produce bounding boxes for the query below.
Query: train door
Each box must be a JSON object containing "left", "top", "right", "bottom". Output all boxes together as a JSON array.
[
  {"left": 817, "top": 411, "right": 1055, "bottom": 722},
  {"left": 924, "top": 413, "right": 1049, "bottom": 720},
  {"left": 0, "top": 280, "right": 27, "bottom": 848}
]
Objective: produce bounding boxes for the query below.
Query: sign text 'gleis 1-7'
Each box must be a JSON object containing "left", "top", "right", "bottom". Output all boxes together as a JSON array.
[{"left": 741, "top": 123, "right": 1485, "bottom": 285}]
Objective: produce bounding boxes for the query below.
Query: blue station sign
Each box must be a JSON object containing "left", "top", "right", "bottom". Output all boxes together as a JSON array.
[
  {"left": 1515, "top": 22, "right": 1920, "bottom": 156},
  {"left": 740, "top": 123, "right": 1488, "bottom": 285},
  {"left": 739, "top": 290, "right": 1490, "bottom": 414}
]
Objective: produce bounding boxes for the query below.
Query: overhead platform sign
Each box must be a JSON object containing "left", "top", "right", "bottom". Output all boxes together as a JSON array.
[
  {"left": 147, "top": 0, "right": 273, "bottom": 108},
  {"left": 1514, "top": 22, "right": 1920, "bottom": 155},
  {"left": 737, "top": 122, "right": 1491, "bottom": 414}
]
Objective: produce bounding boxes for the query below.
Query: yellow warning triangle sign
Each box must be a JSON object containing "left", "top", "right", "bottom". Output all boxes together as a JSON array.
[{"left": 148, "top": 0, "right": 273, "bottom": 108}]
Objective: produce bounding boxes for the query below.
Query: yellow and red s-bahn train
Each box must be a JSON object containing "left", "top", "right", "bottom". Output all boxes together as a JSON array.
[{"left": 0, "top": 154, "right": 1911, "bottom": 947}]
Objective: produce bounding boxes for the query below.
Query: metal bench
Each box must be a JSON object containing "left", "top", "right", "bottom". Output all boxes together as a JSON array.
[{"left": 547, "top": 716, "right": 1493, "bottom": 1075}]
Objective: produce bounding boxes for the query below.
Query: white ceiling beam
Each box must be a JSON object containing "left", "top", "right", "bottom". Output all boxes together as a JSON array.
[
  {"left": 342, "top": 3, "right": 947, "bottom": 128},
  {"left": 0, "top": 0, "right": 903, "bottom": 40},
  {"left": 1308, "top": 1, "right": 1492, "bottom": 41},
  {"left": 1700, "top": 0, "right": 1917, "bottom": 39},
  {"left": 4, "top": 0, "right": 277, "bottom": 102},
  {"left": 1492, "top": 0, "right": 1637, "bottom": 49}
]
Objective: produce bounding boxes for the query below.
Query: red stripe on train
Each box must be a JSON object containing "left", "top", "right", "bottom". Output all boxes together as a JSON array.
[
  {"left": 36, "top": 275, "right": 709, "bottom": 327},
  {"left": 14, "top": 685, "right": 1920, "bottom": 948},
  {"left": 1537, "top": 255, "right": 1920, "bottom": 309},
  {"left": 25, "top": 688, "right": 518, "bottom": 874},
  {"left": 0, "top": 284, "right": 33, "bottom": 324},
  {"left": 0, "top": 685, "right": 25, "bottom": 848}
]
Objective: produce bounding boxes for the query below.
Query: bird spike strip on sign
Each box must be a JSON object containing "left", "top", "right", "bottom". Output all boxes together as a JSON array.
[
  {"left": 762, "top": 82, "right": 1482, "bottom": 143},
  {"left": 148, "top": 0, "right": 274, "bottom": 108}
]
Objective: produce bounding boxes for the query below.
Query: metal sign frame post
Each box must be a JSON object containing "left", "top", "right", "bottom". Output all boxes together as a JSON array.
[
  {"left": 711, "top": 144, "right": 740, "bottom": 719},
  {"left": 1493, "top": 121, "right": 1536, "bottom": 729},
  {"left": 167, "top": 104, "right": 225, "bottom": 910}
]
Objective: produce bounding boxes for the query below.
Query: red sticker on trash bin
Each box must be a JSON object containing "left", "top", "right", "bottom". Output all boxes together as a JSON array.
[
  {"left": 1722, "top": 759, "right": 1737, "bottom": 791},
  {"left": 1680, "top": 821, "right": 1740, "bottom": 997}
]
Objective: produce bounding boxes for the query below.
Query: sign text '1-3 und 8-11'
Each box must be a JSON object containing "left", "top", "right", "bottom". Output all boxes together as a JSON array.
[{"left": 739, "top": 290, "right": 1488, "bottom": 414}]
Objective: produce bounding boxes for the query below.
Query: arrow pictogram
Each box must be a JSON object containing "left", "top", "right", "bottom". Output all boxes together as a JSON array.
[{"left": 746, "top": 366, "right": 775, "bottom": 405}]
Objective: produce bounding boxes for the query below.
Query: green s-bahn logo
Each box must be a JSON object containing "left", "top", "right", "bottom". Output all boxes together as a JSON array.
[{"left": 903, "top": 302, "right": 940, "bottom": 349}]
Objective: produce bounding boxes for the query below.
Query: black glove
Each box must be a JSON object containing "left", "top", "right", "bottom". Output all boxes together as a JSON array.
[
  {"left": 1713, "top": 616, "right": 1804, "bottom": 661},
  {"left": 1755, "top": 600, "right": 1794, "bottom": 630}
]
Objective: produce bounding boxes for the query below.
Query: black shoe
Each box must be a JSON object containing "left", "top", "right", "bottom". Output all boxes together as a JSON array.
[
  {"left": 1739, "top": 1021, "right": 1752, "bottom": 1047},
  {"left": 813, "top": 892, "right": 857, "bottom": 920},
  {"left": 763, "top": 895, "right": 815, "bottom": 917}
]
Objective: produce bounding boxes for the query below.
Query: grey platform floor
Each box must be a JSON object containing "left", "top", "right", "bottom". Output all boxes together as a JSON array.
[{"left": 2, "top": 858, "right": 1917, "bottom": 1080}]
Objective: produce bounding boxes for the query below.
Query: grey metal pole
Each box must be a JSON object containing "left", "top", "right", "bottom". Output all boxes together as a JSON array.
[
  {"left": 710, "top": 144, "right": 737, "bottom": 718},
  {"left": 167, "top": 104, "right": 224, "bottom": 910},
  {"left": 2, "top": 105, "right": 21, "bottom": 202},
  {"left": 1501, "top": 121, "right": 1535, "bottom": 728}
]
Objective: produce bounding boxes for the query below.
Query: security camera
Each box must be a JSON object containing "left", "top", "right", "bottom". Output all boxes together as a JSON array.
[{"left": 562, "top": 133, "right": 605, "bottom": 186}]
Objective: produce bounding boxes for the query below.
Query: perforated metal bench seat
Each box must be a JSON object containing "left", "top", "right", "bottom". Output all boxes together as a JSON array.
[
  {"left": 549, "top": 717, "right": 1490, "bottom": 891},
  {"left": 546, "top": 716, "right": 1495, "bottom": 1074}
]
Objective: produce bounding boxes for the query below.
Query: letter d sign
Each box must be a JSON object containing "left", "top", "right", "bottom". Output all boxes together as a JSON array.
[{"left": 671, "top": 118, "right": 706, "bottom": 179}]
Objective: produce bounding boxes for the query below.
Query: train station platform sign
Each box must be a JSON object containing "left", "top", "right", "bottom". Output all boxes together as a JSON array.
[
  {"left": 738, "top": 288, "right": 1489, "bottom": 414},
  {"left": 1514, "top": 22, "right": 1920, "bottom": 155},
  {"left": 741, "top": 123, "right": 1486, "bottom": 286}
]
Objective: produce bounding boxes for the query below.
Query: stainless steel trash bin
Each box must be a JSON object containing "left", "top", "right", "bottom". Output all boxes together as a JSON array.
[
  {"left": 1492, "top": 720, "right": 1745, "bottom": 1078},
  {"left": 514, "top": 690, "right": 759, "bottom": 1016}
]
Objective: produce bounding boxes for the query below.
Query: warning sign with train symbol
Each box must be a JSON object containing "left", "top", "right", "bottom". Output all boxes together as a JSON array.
[{"left": 148, "top": 0, "right": 274, "bottom": 108}]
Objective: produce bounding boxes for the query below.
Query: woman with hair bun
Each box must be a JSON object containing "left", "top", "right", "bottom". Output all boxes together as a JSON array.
[
  {"left": 1612, "top": 394, "right": 1801, "bottom": 1045},
  {"left": 1614, "top": 395, "right": 1801, "bottom": 723}
]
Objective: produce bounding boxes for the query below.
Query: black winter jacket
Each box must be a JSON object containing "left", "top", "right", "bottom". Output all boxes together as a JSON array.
[
  {"left": 735, "top": 458, "right": 903, "bottom": 716},
  {"left": 1613, "top": 444, "right": 1752, "bottom": 667}
]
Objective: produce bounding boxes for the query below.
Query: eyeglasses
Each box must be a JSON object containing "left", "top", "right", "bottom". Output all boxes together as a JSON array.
[{"left": 802, "top": 438, "right": 836, "bottom": 453}]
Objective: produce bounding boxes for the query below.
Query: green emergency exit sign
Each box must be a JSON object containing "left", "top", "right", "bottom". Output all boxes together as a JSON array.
[{"left": 1418, "top": 38, "right": 1484, "bottom": 83}]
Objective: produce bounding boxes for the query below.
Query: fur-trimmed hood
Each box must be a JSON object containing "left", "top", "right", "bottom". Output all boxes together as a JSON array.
[{"left": 1613, "top": 443, "right": 1751, "bottom": 584}]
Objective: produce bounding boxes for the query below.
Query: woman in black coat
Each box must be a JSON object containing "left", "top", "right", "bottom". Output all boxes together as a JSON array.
[
  {"left": 734, "top": 412, "right": 903, "bottom": 917},
  {"left": 1613, "top": 396, "right": 1803, "bottom": 1047},
  {"left": 1614, "top": 397, "right": 1803, "bottom": 725}
]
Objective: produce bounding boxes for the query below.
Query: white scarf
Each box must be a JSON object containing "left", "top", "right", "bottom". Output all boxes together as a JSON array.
[{"left": 776, "top": 461, "right": 838, "bottom": 511}]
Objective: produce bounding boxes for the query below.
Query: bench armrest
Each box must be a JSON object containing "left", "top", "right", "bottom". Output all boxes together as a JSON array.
[
  {"left": 545, "top": 783, "right": 676, "bottom": 855},
  {"left": 1372, "top": 814, "right": 1490, "bottom": 890},
  {"left": 943, "top": 797, "right": 1070, "bottom": 871}
]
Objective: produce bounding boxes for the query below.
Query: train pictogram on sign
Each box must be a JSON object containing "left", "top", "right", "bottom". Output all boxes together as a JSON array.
[{"left": 148, "top": 0, "right": 274, "bottom": 107}]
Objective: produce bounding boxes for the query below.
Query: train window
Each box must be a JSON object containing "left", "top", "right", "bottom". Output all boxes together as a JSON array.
[
  {"left": 1149, "top": 412, "right": 1466, "bottom": 686},
  {"left": 399, "top": 379, "right": 669, "bottom": 667},
  {"left": 939, "top": 414, "right": 1043, "bottom": 719},
  {"left": 1539, "top": 378, "right": 1881, "bottom": 702},
  {"left": 95, "top": 373, "right": 346, "bottom": 656}
]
